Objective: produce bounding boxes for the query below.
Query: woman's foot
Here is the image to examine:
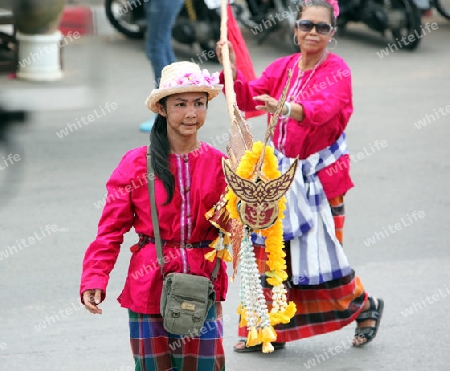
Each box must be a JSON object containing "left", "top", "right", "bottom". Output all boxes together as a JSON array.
[
  {"left": 233, "top": 339, "right": 286, "bottom": 353},
  {"left": 353, "top": 297, "right": 384, "bottom": 347}
]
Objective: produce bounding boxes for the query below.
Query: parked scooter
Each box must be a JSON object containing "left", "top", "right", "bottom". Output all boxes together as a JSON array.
[
  {"left": 433, "top": 0, "right": 450, "bottom": 20},
  {"left": 337, "top": 0, "right": 429, "bottom": 50},
  {"left": 238, "top": 0, "right": 430, "bottom": 51},
  {"left": 237, "top": 0, "right": 300, "bottom": 51},
  {"left": 104, "top": 0, "right": 226, "bottom": 58},
  {"left": 104, "top": 0, "right": 144, "bottom": 39}
]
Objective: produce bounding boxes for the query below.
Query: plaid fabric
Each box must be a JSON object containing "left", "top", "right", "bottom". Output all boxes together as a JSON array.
[
  {"left": 130, "top": 303, "right": 225, "bottom": 371},
  {"left": 254, "top": 133, "right": 352, "bottom": 285},
  {"left": 277, "top": 132, "right": 349, "bottom": 240},
  {"left": 239, "top": 198, "right": 367, "bottom": 342},
  {"left": 329, "top": 196, "right": 345, "bottom": 245}
]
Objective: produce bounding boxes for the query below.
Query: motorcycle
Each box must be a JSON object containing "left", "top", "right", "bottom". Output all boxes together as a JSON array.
[
  {"left": 238, "top": 0, "right": 430, "bottom": 51},
  {"left": 337, "top": 0, "right": 429, "bottom": 50},
  {"left": 237, "top": 0, "right": 300, "bottom": 51},
  {"left": 433, "top": 0, "right": 450, "bottom": 20},
  {"left": 104, "top": 0, "right": 227, "bottom": 58}
]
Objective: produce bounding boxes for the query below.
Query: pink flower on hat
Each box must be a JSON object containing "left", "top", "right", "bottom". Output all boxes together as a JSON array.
[
  {"left": 146, "top": 61, "right": 222, "bottom": 113},
  {"left": 164, "top": 70, "right": 219, "bottom": 89},
  {"left": 202, "top": 69, "right": 220, "bottom": 87},
  {"left": 174, "top": 72, "right": 197, "bottom": 86}
]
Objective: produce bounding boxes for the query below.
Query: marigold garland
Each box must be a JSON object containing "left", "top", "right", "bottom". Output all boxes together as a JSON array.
[
  {"left": 204, "top": 194, "right": 233, "bottom": 263},
  {"left": 204, "top": 232, "right": 233, "bottom": 263},
  {"left": 225, "top": 141, "right": 296, "bottom": 352}
]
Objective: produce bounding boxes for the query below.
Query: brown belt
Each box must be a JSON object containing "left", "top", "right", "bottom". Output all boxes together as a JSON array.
[{"left": 130, "top": 234, "right": 213, "bottom": 252}]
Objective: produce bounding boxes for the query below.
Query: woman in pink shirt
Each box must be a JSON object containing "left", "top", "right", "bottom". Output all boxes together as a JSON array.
[
  {"left": 80, "top": 61, "right": 228, "bottom": 370},
  {"left": 217, "top": 0, "right": 383, "bottom": 352}
]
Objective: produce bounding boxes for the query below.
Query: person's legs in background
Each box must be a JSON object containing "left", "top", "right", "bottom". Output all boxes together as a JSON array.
[
  {"left": 139, "top": 0, "right": 184, "bottom": 132},
  {"left": 145, "top": 0, "right": 184, "bottom": 86}
]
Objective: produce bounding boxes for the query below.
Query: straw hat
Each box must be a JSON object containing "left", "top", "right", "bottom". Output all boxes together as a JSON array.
[{"left": 145, "top": 61, "right": 223, "bottom": 113}]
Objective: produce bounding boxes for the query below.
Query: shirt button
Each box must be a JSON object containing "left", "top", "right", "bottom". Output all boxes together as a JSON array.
[{"left": 185, "top": 187, "right": 190, "bottom": 193}]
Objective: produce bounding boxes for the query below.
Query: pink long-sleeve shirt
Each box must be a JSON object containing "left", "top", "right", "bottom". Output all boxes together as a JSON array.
[
  {"left": 80, "top": 143, "right": 228, "bottom": 314},
  {"left": 220, "top": 52, "right": 354, "bottom": 199}
]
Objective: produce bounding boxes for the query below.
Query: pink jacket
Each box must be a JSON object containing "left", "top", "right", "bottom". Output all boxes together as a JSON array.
[
  {"left": 80, "top": 143, "right": 229, "bottom": 314},
  {"left": 220, "top": 52, "right": 354, "bottom": 199}
]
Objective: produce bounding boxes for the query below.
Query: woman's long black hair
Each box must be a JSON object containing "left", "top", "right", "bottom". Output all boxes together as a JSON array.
[{"left": 149, "top": 97, "right": 175, "bottom": 204}]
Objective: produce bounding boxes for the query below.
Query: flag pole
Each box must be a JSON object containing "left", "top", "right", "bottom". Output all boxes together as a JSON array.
[{"left": 220, "top": 0, "right": 236, "bottom": 121}]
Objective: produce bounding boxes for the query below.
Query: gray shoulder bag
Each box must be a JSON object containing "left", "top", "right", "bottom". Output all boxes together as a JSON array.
[{"left": 147, "top": 146, "right": 219, "bottom": 336}]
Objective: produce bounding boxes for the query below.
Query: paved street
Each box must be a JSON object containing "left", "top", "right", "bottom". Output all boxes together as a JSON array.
[{"left": 0, "top": 6, "right": 449, "bottom": 371}]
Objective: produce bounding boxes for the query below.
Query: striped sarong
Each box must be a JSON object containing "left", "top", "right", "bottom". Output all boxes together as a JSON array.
[
  {"left": 238, "top": 196, "right": 367, "bottom": 342},
  {"left": 278, "top": 134, "right": 352, "bottom": 284},
  {"left": 130, "top": 303, "right": 225, "bottom": 371}
]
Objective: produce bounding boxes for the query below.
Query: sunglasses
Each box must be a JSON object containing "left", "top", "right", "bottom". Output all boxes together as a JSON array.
[{"left": 295, "top": 20, "right": 334, "bottom": 35}]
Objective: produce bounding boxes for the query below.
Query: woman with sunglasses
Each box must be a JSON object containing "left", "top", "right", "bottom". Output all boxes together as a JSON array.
[{"left": 216, "top": 0, "right": 383, "bottom": 352}]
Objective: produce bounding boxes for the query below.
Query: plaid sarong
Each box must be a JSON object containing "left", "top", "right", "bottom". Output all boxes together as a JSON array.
[
  {"left": 254, "top": 133, "right": 352, "bottom": 285},
  {"left": 329, "top": 196, "right": 345, "bottom": 245},
  {"left": 240, "top": 197, "right": 367, "bottom": 342},
  {"left": 129, "top": 303, "right": 225, "bottom": 371}
]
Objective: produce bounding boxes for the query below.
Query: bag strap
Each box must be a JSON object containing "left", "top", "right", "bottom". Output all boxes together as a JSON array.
[
  {"left": 146, "top": 145, "right": 220, "bottom": 280},
  {"left": 147, "top": 146, "right": 165, "bottom": 276}
]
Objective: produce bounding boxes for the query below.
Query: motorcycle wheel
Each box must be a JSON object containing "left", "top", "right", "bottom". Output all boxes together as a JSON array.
[
  {"left": 434, "top": 0, "right": 450, "bottom": 20},
  {"left": 389, "top": 0, "right": 422, "bottom": 50},
  {"left": 105, "top": 0, "right": 145, "bottom": 39}
]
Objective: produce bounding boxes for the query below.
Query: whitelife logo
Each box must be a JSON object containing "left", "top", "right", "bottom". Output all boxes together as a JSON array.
[
  {"left": 363, "top": 211, "right": 425, "bottom": 247},
  {"left": 0, "top": 225, "right": 59, "bottom": 262},
  {"left": 55, "top": 102, "right": 118, "bottom": 139},
  {"left": 0, "top": 153, "right": 21, "bottom": 171}
]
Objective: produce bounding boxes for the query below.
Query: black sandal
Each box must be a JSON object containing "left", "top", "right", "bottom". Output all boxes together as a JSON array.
[
  {"left": 233, "top": 339, "right": 286, "bottom": 353},
  {"left": 353, "top": 297, "right": 384, "bottom": 347}
]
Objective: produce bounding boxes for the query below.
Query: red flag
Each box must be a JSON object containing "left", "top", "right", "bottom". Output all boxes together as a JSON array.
[{"left": 226, "top": 4, "right": 264, "bottom": 119}]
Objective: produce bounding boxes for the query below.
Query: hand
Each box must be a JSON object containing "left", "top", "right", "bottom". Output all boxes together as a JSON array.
[
  {"left": 216, "top": 40, "right": 237, "bottom": 79},
  {"left": 253, "top": 94, "right": 280, "bottom": 114},
  {"left": 82, "top": 289, "right": 103, "bottom": 314}
]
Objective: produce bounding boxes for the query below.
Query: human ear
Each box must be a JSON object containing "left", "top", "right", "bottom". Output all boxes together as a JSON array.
[{"left": 155, "top": 102, "right": 166, "bottom": 117}]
